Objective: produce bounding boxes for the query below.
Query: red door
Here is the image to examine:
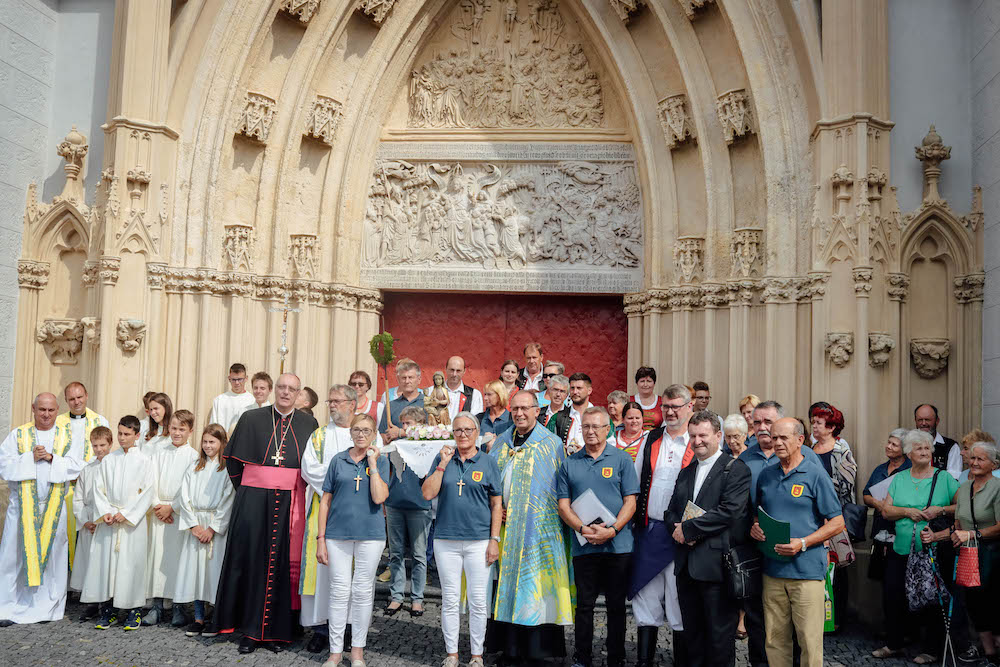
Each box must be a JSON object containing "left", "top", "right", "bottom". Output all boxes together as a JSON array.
[{"left": 378, "top": 292, "right": 628, "bottom": 406}]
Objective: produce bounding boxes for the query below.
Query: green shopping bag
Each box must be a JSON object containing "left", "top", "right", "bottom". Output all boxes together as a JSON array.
[{"left": 824, "top": 562, "right": 836, "bottom": 633}]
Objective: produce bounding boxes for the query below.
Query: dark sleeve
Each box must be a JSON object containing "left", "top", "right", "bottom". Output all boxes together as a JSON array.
[
  {"left": 555, "top": 462, "right": 570, "bottom": 500},
  {"left": 664, "top": 467, "right": 688, "bottom": 526},
  {"left": 621, "top": 455, "right": 640, "bottom": 496},
  {"left": 378, "top": 403, "right": 390, "bottom": 433},
  {"left": 862, "top": 467, "right": 881, "bottom": 496},
  {"left": 813, "top": 469, "right": 843, "bottom": 520},
  {"left": 376, "top": 456, "right": 390, "bottom": 482},
  {"left": 486, "top": 457, "right": 502, "bottom": 497},
  {"left": 322, "top": 458, "right": 337, "bottom": 494},
  {"left": 682, "top": 461, "right": 752, "bottom": 542}
]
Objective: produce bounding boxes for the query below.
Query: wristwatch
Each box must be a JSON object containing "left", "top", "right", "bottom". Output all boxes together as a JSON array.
[
  {"left": 799, "top": 538, "right": 808, "bottom": 552},
  {"left": 490, "top": 535, "right": 500, "bottom": 543}
]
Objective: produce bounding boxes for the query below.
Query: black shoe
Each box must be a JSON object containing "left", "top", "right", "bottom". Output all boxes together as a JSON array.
[
  {"left": 238, "top": 637, "right": 257, "bottom": 654},
  {"left": 636, "top": 626, "right": 658, "bottom": 667},
  {"left": 81, "top": 604, "right": 99, "bottom": 621},
  {"left": 268, "top": 642, "right": 286, "bottom": 653},
  {"left": 0, "top": 619, "right": 14, "bottom": 627},
  {"left": 201, "top": 622, "right": 219, "bottom": 638},
  {"left": 957, "top": 646, "right": 981, "bottom": 663},
  {"left": 185, "top": 621, "right": 205, "bottom": 637},
  {"left": 307, "top": 633, "right": 327, "bottom": 653},
  {"left": 384, "top": 602, "right": 402, "bottom": 617},
  {"left": 410, "top": 605, "right": 424, "bottom": 618},
  {"left": 673, "top": 630, "right": 689, "bottom": 665}
]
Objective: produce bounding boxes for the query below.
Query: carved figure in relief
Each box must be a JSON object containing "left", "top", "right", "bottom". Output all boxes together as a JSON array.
[
  {"left": 503, "top": 0, "right": 519, "bottom": 42},
  {"left": 424, "top": 372, "right": 452, "bottom": 426}
]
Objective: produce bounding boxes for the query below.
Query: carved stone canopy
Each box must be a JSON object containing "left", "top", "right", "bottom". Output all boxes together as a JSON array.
[
  {"left": 824, "top": 332, "right": 854, "bottom": 368},
  {"left": 236, "top": 92, "right": 276, "bottom": 143},
  {"left": 731, "top": 227, "right": 762, "bottom": 279},
  {"left": 280, "top": 0, "right": 320, "bottom": 23},
  {"left": 609, "top": 0, "right": 645, "bottom": 23},
  {"left": 716, "top": 89, "right": 755, "bottom": 144},
  {"left": 36, "top": 319, "right": 84, "bottom": 365},
  {"left": 358, "top": 0, "right": 395, "bottom": 24},
  {"left": 223, "top": 224, "right": 255, "bottom": 272},
  {"left": 304, "top": 95, "right": 343, "bottom": 145},
  {"left": 910, "top": 337, "right": 950, "bottom": 379},
  {"left": 868, "top": 332, "right": 895, "bottom": 368},
  {"left": 673, "top": 236, "right": 704, "bottom": 283},
  {"left": 657, "top": 94, "right": 696, "bottom": 150}
]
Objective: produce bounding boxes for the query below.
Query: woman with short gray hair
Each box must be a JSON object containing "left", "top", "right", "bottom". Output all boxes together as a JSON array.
[
  {"left": 607, "top": 390, "right": 629, "bottom": 431},
  {"left": 722, "top": 414, "right": 749, "bottom": 457},
  {"left": 949, "top": 440, "right": 1000, "bottom": 664}
]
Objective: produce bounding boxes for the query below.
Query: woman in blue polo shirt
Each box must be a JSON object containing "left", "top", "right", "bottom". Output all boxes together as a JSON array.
[
  {"left": 422, "top": 412, "right": 502, "bottom": 667},
  {"left": 316, "top": 413, "right": 390, "bottom": 667}
]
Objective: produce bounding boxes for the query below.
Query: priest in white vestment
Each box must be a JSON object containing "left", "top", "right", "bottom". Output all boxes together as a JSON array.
[
  {"left": 82, "top": 416, "right": 155, "bottom": 630},
  {"left": 0, "top": 393, "right": 86, "bottom": 625},
  {"left": 300, "top": 384, "right": 357, "bottom": 653},
  {"left": 207, "top": 363, "right": 256, "bottom": 432},
  {"left": 143, "top": 411, "right": 199, "bottom": 626}
]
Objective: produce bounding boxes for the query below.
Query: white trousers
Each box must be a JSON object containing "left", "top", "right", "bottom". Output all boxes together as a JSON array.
[
  {"left": 326, "top": 539, "right": 384, "bottom": 653},
  {"left": 434, "top": 539, "right": 493, "bottom": 655},
  {"left": 631, "top": 561, "right": 684, "bottom": 631}
]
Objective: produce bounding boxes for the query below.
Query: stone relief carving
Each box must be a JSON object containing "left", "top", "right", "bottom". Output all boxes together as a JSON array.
[
  {"left": 887, "top": 273, "right": 910, "bottom": 302},
  {"left": 280, "top": 0, "right": 320, "bottom": 23},
  {"left": 853, "top": 266, "right": 872, "bottom": 295},
  {"left": 358, "top": 0, "right": 395, "bottom": 23},
  {"left": 716, "top": 89, "right": 754, "bottom": 145},
  {"left": 363, "top": 154, "right": 641, "bottom": 271},
  {"left": 868, "top": 333, "right": 895, "bottom": 368},
  {"left": 407, "top": 1, "right": 604, "bottom": 129},
  {"left": 954, "top": 274, "right": 985, "bottom": 303},
  {"left": 761, "top": 276, "right": 800, "bottom": 303},
  {"left": 236, "top": 92, "right": 276, "bottom": 143},
  {"left": 673, "top": 237, "right": 703, "bottom": 283},
  {"left": 223, "top": 224, "right": 254, "bottom": 272},
  {"left": 824, "top": 332, "right": 854, "bottom": 368},
  {"left": 289, "top": 234, "right": 318, "bottom": 279},
  {"left": 36, "top": 319, "right": 84, "bottom": 365},
  {"left": 609, "top": 0, "right": 645, "bottom": 23},
  {"left": 17, "top": 260, "right": 49, "bottom": 290},
  {"left": 731, "top": 228, "right": 762, "bottom": 279},
  {"left": 116, "top": 319, "right": 147, "bottom": 353},
  {"left": 677, "top": 0, "right": 714, "bottom": 19},
  {"left": 910, "top": 338, "right": 950, "bottom": 379},
  {"left": 657, "top": 95, "right": 696, "bottom": 149},
  {"left": 305, "top": 95, "right": 343, "bottom": 145},
  {"left": 82, "top": 317, "right": 101, "bottom": 347}
]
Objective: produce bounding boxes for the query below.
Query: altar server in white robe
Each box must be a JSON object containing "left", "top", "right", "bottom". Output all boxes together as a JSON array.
[
  {"left": 137, "top": 391, "right": 157, "bottom": 439},
  {"left": 83, "top": 416, "right": 155, "bottom": 631},
  {"left": 208, "top": 363, "right": 256, "bottom": 433},
  {"left": 300, "top": 384, "right": 357, "bottom": 653},
  {"left": 69, "top": 427, "right": 113, "bottom": 603},
  {"left": 0, "top": 393, "right": 86, "bottom": 625},
  {"left": 140, "top": 392, "right": 173, "bottom": 455},
  {"left": 143, "top": 409, "right": 199, "bottom": 626},
  {"left": 174, "top": 424, "right": 234, "bottom": 636}
]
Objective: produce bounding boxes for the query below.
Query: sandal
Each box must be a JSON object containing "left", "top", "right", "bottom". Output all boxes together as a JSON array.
[
  {"left": 383, "top": 602, "right": 402, "bottom": 617},
  {"left": 872, "top": 646, "right": 901, "bottom": 659},
  {"left": 913, "top": 654, "right": 937, "bottom": 664}
]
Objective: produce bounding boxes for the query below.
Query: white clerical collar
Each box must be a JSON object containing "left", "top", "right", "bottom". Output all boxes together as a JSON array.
[
  {"left": 698, "top": 448, "right": 723, "bottom": 469},
  {"left": 69, "top": 412, "right": 87, "bottom": 419},
  {"left": 274, "top": 407, "right": 294, "bottom": 418}
]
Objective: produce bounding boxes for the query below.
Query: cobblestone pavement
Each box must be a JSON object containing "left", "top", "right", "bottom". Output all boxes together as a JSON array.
[{"left": 0, "top": 562, "right": 940, "bottom": 667}]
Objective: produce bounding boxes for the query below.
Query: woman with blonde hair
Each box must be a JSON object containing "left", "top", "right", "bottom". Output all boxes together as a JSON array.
[{"left": 476, "top": 380, "right": 512, "bottom": 451}]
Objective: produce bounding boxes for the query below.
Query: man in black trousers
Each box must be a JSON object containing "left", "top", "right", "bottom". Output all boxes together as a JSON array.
[{"left": 666, "top": 409, "right": 752, "bottom": 666}]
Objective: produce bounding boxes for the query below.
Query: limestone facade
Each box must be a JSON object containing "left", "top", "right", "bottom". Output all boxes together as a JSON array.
[{"left": 8, "top": 0, "right": 987, "bottom": 490}]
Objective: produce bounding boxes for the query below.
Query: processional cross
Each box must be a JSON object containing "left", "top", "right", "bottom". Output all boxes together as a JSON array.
[{"left": 269, "top": 291, "right": 302, "bottom": 375}]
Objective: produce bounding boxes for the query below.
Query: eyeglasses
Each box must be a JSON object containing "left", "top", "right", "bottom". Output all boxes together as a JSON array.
[
  {"left": 662, "top": 402, "right": 688, "bottom": 413},
  {"left": 453, "top": 427, "right": 477, "bottom": 436},
  {"left": 581, "top": 424, "right": 608, "bottom": 432},
  {"left": 228, "top": 377, "right": 246, "bottom": 383},
  {"left": 510, "top": 406, "right": 537, "bottom": 413},
  {"left": 328, "top": 398, "right": 353, "bottom": 405},
  {"left": 348, "top": 381, "right": 368, "bottom": 388},
  {"left": 350, "top": 428, "right": 374, "bottom": 436},
  {"left": 542, "top": 373, "right": 556, "bottom": 378}
]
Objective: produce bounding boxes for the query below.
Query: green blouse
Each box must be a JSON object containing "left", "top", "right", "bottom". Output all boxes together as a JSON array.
[
  {"left": 955, "top": 476, "right": 1000, "bottom": 537},
  {"left": 888, "top": 469, "right": 960, "bottom": 555}
]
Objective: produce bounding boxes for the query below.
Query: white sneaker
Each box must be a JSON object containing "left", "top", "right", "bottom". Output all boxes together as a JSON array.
[
  {"left": 322, "top": 660, "right": 340, "bottom": 667},
  {"left": 351, "top": 660, "right": 367, "bottom": 667},
  {"left": 468, "top": 658, "right": 485, "bottom": 667},
  {"left": 442, "top": 657, "right": 460, "bottom": 667}
]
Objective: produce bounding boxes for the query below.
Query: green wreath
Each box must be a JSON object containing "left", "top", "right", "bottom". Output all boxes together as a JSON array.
[{"left": 369, "top": 332, "right": 395, "bottom": 366}]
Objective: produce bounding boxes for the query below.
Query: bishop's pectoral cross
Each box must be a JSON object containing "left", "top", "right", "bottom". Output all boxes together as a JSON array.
[
  {"left": 354, "top": 473, "right": 364, "bottom": 491},
  {"left": 271, "top": 449, "right": 284, "bottom": 466},
  {"left": 457, "top": 479, "right": 466, "bottom": 496}
]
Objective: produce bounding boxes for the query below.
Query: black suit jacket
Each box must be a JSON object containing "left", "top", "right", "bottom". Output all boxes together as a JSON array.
[{"left": 664, "top": 452, "right": 751, "bottom": 583}]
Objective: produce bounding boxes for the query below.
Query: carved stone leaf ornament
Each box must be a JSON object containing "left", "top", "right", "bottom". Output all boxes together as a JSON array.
[
  {"left": 17, "top": 260, "right": 49, "bottom": 290},
  {"left": 304, "top": 95, "right": 343, "bottom": 145},
  {"left": 868, "top": 333, "right": 895, "bottom": 368},
  {"left": 657, "top": 95, "right": 696, "bottom": 149},
  {"left": 36, "top": 319, "right": 84, "bottom": 365},
  {"left": 116, "top": 319, "right": 147, "bottom": 353},
  {"left": 716, "top": 89, "right": 755, "bottom": 144},
  {"left": 824, "top": 332, "right": 854, "bottom": 368},
  {"left": 673, "top": 237, "right": 704, "bottom": 283},
  {"left": 910, "top": 338, "right": 950, "bottom": 379},
  {"left": 82, "top": 317, "right": 101, "bottom": 347},
  {"left": 236, "top": 92, "right": 276, "bottom": 143}
]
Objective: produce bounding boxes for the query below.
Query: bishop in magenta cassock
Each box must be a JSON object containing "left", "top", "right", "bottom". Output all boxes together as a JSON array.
[{"left": 214, "top": 373, "right": 319, "bottom": 654}]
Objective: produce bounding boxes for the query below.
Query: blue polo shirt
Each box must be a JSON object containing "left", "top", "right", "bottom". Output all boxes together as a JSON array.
[
  {"left": 756, "top": 455, "right": 842, "bottom": 581},
  {"left": 740, "top": 442, "right": 822, "bottom": 504},
  {"left": 556, "top": 444, "right": 640, "bottom": 557},
  {"left": 322, "top": 451, "right": 390, "bottom": 541},
  {"left": 429, "top": 450, "right": 501, "bottom": 540},
  {"left": 378, "top": 394, "right": 432, "bottom": 511},
  {"left": 477, "top": 409, "right": 513, "bottom": 436},
  {"left": 378, "top": 393, "right": 426, "bottom": 432}
]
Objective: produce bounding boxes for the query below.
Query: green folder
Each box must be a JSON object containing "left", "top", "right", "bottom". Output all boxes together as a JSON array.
[{"left": 757, "top": 506, "right": 792, "bottom": 562}]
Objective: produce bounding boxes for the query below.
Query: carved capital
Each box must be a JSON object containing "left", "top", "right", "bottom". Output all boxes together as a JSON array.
[
  {"left": 236, "top": 92, "right": 276, "bottom": 143},
  {"left": 824, "top": 332, "right": 854, "bottom": 368},
  {"left": 702, "top": 283, "right": 728, "bottom": 308},
  {"left": 910, "top": 338, "right": 950, "bottom": 379},
  {"left": 853, "top": 266, "right": 873, "bottom": 295},
  {"left": 887, "top": 273, "right": 910, "bottom": 302},
  {"left": 868, "top": 333, "right": 895, "bottom": 368},
  {"left": 98, "top": 257, "right": 121, "bottom": 285},
  {"left": 731, "top": 227, "right": 763, "bottom": 279},
  {"left": 280, "top": 0, "right": 320, "bottom": 22},
  {"left": 716, "top": 89, "right": 754, "bottom": 144},
  {"left": 802, "top": 272, "right": 830, "bottom": 302},
  {"left": 727, "top": 280, "right": 757, "bottom": 307},
  {"left": 657, "top": 94, "right": 696, "bottom": 149},
  {"left": 677, "top": 0, "right": 714, "bottom": 19},
  {"left": 761, "top": 276, "right": 800, "bottom": 304},
  {"left": 223, "top": 224, "right": 255, "bottom": 272},
  {"left": 36, "top": 319, "right": 84, "bottom": 365},
  {"left": 609, "top": 0, "right": 645, "bottom": 22},
  {"left": 116, "top": 319, "right": 147, "bottom": 353},
  {"left": 304, "top": 95, "right": 343, "bottom": 145},
  {"left": 358, "top": 0, "right": 395, "bottom": 23},
  {"left": 147, "top": 263, "right": 168, "bottom": 289},
  {"left": 289, "top": 234, "right": 319, "bottom": 279},
  {"left": 81, "top": 317, "right": 101, "bottom": 347},
  {"left": 624, "top": 291, "right": 649, "bottom": 316},
  {"left": 954, "top": 273, "right": 985, "bottom": 303},
  {"left": 673, "top": 236, "right": 704, "bottom": 283},
  {"left": 667, "top": 285, "right": 703, "bottom": 311},
  {"left": 17, "top": 260, "right": 50, "bottom": 290},
  {"left": 831, "top": 164, "right": 854, "bottom": 186}
]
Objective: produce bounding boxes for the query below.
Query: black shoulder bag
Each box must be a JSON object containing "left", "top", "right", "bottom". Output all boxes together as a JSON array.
[{"left": 721, "top": 458, "right": 763, "bottom": 599}]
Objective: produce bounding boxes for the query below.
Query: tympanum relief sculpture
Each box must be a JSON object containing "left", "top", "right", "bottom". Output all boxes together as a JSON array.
[{"left": 407, "top": 0, "right": 604, "bottom": 129}]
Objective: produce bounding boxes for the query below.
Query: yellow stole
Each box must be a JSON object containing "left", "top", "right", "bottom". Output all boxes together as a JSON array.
[
  {"left": 299, "top": 426, "right": 326, "bottom": 596},
  {"left": 55, "top": 409, "right": 100, "bottom": 569},
  {"left": 15, "top": 422, "right": 73, "bottom": 587}
]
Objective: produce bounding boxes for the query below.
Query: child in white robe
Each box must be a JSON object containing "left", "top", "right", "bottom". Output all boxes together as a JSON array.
[
  {"left": 140, "top": 392, "right": 173, "bottom": 455},
  {"left": 173, "top": 423, "right": 234, "bottom": 636},
  {"left": 142, "top": 409, "right": 199, "bottom": 626},
  {"left": 69, "top": 426, "right": 112, "bottom": 619},
  {"left": 83, "top": 416, "right": 156, "bottom": 630}
]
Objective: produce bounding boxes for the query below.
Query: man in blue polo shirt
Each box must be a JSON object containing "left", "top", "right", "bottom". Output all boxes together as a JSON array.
[
  {"left": 751, "top": 418, "right": 844, "bottom": 667},
  {"left": 556, "top": 406, "right": 639, "bottom": 667}
]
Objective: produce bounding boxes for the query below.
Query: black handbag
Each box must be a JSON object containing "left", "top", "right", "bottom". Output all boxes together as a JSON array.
[
  {"left": 721, "top": 459, "right": 763, "bottom": 600},
  {"left": 841, "top": 502, "right": 868, "bottom": 542}
]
